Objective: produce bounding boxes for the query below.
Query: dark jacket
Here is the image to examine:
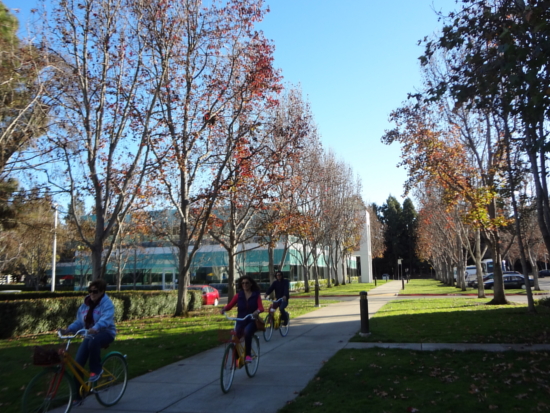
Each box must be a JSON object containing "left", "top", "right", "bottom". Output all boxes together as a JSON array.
[
  {"left": 266, "top": 278, "right": 290, "bottom": 300},
  {"left": 224, "top": 290, "right": 264, "bottom": 319}
]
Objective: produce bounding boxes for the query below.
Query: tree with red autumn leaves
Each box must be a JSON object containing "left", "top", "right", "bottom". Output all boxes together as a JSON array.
[
  {"left": 382, "top": 100, "right": 513, "bottom": 304},
  {"left": 207, "top": 86, "right": 311, "bottom": 301},
  {"left": 142, "top": 0, "right": 282, "bottom": 315}
]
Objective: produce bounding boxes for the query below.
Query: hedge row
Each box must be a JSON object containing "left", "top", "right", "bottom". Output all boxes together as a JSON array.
[{"left": 0, "top": 290, "right": 203, "bottom": 339}]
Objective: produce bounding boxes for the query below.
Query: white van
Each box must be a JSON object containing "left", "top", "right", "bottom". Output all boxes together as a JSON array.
[{"left": 465, "top": 265, "right": 477, "bottom": 278}]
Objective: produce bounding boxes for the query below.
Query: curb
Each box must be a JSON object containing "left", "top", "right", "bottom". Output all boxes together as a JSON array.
[{"left": 344, "top": 342, "right": 550, "bottom": 352}]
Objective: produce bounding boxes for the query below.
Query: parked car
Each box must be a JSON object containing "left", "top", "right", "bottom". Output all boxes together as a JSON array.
[
  {"left": 187, "top": 285, "right": 220, "bottom": 306},
  {"left": 483, "top": 273, "right": 534, "bottom": 290},
  {"left": 538, "top": 270, "right": 550, "bottom": 278},
  {"left": 469, "top": 273, "right": 494, "bottom": 288}
]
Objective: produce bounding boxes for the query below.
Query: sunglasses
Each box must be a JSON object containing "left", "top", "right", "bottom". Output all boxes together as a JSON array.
[{"left": 89, "top": 289, "right": 100, "bottom": 294}]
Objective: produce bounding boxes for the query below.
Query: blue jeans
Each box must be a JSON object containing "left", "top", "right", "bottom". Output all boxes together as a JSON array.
[
  {"left": 278, "top": 300, "right": 289, "bottom": 324},
  {"left": 235, "top": 318, "right": 257, "bottom": 357},
  {"left": 75, "top": 331, "right": 114, "bottom": 375}
]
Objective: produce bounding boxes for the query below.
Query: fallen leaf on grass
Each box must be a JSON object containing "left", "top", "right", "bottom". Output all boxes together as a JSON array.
[
  {"left": 489, "top": 405, "right": 498, "bottom": 410},
  {"left": 407, "top": 408, "right": 419, "bottom": 413},
  {"left": 313, "top": 402, "right": 323, "bottom": 406},
  {"left": 515, "top": 394, "right": 528, "bottom": 399}
]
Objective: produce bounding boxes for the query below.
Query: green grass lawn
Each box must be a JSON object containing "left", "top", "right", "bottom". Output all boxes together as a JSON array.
[
  {"left": 351, "top": 297, "right": 550, "bottom": 343},
  {"left": 292, "top": 279, "right": 389, "bottom": 297},
  {"left": 279, "top": 348, "right": 550, "bottom": 413},
  {"left": 0, "top": 298, "right": 336, "bottom": 413},
  {"left": 399, "top": 278, "right": 549, "bottom": 295},
  {"left": 281, "top": 294, "right": 550, "bottom": 413}
]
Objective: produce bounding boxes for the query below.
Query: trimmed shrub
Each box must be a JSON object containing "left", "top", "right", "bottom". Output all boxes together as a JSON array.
[{"left": 0, "top": 290, "right": 198, "bottom": 339}]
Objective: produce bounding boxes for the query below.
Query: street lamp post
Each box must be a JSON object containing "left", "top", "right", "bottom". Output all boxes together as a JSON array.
[
  {"left": 51, "top": 204, "right": 58, "bottom": 292},
  {"left": 398, "top": 258, "right": 404, "bottom": 289}
]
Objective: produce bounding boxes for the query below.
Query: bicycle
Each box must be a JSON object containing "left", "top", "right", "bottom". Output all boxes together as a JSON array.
[
  {"left": 22, "top": 329, "right": 128, "bottom": 412},
  {"left": 219, "top": 313, "right": 260, "bottom": 393},
  {"left": 263, "top": 298, "right": 290, "bottom": 342}
]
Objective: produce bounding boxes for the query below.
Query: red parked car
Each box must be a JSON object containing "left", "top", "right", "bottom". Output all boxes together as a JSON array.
[{"left": 187, "top": 285, "right": 220, "bottom": 306}]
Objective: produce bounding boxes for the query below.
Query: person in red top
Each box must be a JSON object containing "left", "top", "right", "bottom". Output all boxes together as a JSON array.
[{"left": 221, "top": 275, "right": 264, "bottom": 363}]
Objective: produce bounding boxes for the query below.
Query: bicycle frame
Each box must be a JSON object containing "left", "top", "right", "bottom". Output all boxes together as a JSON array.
[
  {"left": 222, "top": 313, "right": 253, "bottom": 368},
  {"left": 267, "top": 298, "right": 284, "bottom": 329},
  {"left": 23, "top": 329, "right": 129, "bottom": 412},
  {"left": 220, "top": 312, "right": 260, "bottom": 393},
  {"left": 56, "top": 330, "right": 117, "bottom": 396}
]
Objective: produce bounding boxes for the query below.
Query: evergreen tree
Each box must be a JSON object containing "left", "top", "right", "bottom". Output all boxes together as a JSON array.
[{"left": 377, "top": 196, "right": 419, "bottom": 277}]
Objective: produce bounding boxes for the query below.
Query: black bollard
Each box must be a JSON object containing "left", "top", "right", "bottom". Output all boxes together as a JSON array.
[
  {"left": 375, "top": 276, "right": 377, "bottom": 286},
  {"left": 359, "top": 291, "right": 370, "bottom": 335}
]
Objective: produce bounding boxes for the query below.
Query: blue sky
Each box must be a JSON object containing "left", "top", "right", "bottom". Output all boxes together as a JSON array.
[{"left": 5, "top": 0, "right": 458, "bottom": 207}]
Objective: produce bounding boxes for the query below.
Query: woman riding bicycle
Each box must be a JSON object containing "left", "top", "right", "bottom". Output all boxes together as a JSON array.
[
  {"left": 59, "top": 279, "right": 116, "bottom": 389},
  {"left": 221, "top": 276, "right": 264, "bottom": 363}
]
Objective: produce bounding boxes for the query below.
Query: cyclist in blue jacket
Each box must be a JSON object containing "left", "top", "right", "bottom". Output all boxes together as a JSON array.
[{"left": 60, "top": 278, "right": 116, "bottom": 384}]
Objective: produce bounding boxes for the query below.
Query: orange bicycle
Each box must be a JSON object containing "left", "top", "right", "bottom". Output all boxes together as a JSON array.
[
  {"left": 22, "top": 329, "right": 128, "bottom": 412},
  {"left": 263, "top": 298, "right": 290, "bottom": 341},
  {"left": 220, "top": 313, "right": 260, "bottom": 393}
]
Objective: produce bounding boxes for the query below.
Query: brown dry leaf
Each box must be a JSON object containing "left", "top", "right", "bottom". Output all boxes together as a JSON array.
[
  {"left": 489, "top": 406, "right": 498, "bottom": 410},
  {"left": 515, "top": 394, "right": 528, "bottom": 399}
]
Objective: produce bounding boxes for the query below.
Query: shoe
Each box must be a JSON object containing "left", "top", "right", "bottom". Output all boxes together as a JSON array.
[
  {"left": 72, "top": 398, "right": 83, "bottom": 407},
  {"left": 88, "top": 370, "right": 103, "bottom": 383},
  {"left": 245, "top": 356, "right": 253, "bottom": 364}
]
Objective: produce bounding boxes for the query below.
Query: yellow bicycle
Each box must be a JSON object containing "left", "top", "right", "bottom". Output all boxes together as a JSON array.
[
  {"left": 22, "top": 329, "right": 128, "bottom": 412},
  {"left": 263, "top": 298, "right": 290, "bottom": 341},
  {"left": 220, "top": 313, "right": 260, "bottom": 393}
]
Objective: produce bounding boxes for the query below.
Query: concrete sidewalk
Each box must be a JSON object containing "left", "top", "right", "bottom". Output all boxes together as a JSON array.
[
  {"left": 73, "top": 282, "right": 399, "bottom": 413},
  {"left": 74, "top": 281, "right": 550, "bottom": 413}
]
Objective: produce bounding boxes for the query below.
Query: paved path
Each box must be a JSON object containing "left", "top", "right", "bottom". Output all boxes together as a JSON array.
[{"left": 73, "top": 281, "right": 550, "bottom": 413}]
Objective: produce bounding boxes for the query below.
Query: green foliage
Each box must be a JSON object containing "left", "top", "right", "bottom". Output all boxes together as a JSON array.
[
  {"left": 377, "top": 196, "right": 419, "bottom": 275},
  {"left": 0, "top": 290, "right": 202, "bottom": 339}
]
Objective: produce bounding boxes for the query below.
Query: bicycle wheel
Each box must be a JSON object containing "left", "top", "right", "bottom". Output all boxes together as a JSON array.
[
  {"left": 220, "top": 343, "right": 236, "bottom": 393},
  {"left": 245, "top": 335, "right": 260, "bottom": 378},
  {"left": 279, "top": 314, "right": 290, "bottom": 337},
  {"left": 263, "top": 314, "right": 273, "bottom": 342},
  {"left": 22, "top": 367, "right": 74, "bottom": 413},
  {"left": 95, "top": 352, "right": 128, "bottom": 407}
]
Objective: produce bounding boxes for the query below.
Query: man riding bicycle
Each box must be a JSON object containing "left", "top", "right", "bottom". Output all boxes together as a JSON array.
[{"left": 265, "top": 271, "right": 289, "bottom": 325}]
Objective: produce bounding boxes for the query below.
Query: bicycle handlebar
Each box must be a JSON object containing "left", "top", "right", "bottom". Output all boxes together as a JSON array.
[
  {"left": 266, "top": 297, "right": 285, "bottom": 303},
  {"left": 222, "top": 313, "right": 256, "bottom": 322},
  {"left": 57, "top": 328, "right": 88, "bottom": 340}
]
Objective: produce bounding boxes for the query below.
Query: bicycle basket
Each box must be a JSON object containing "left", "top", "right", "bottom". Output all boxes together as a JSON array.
[
  {"left": 33, "top": 345, "right": 62, "bottom": 366},
  {"left": 217, "top": 329, "right": 242, "bottom": 344}
]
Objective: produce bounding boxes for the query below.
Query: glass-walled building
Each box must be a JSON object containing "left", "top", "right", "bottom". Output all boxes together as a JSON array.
[{"left": 50, "top": 238, "right": 359, "bottom": 289}]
